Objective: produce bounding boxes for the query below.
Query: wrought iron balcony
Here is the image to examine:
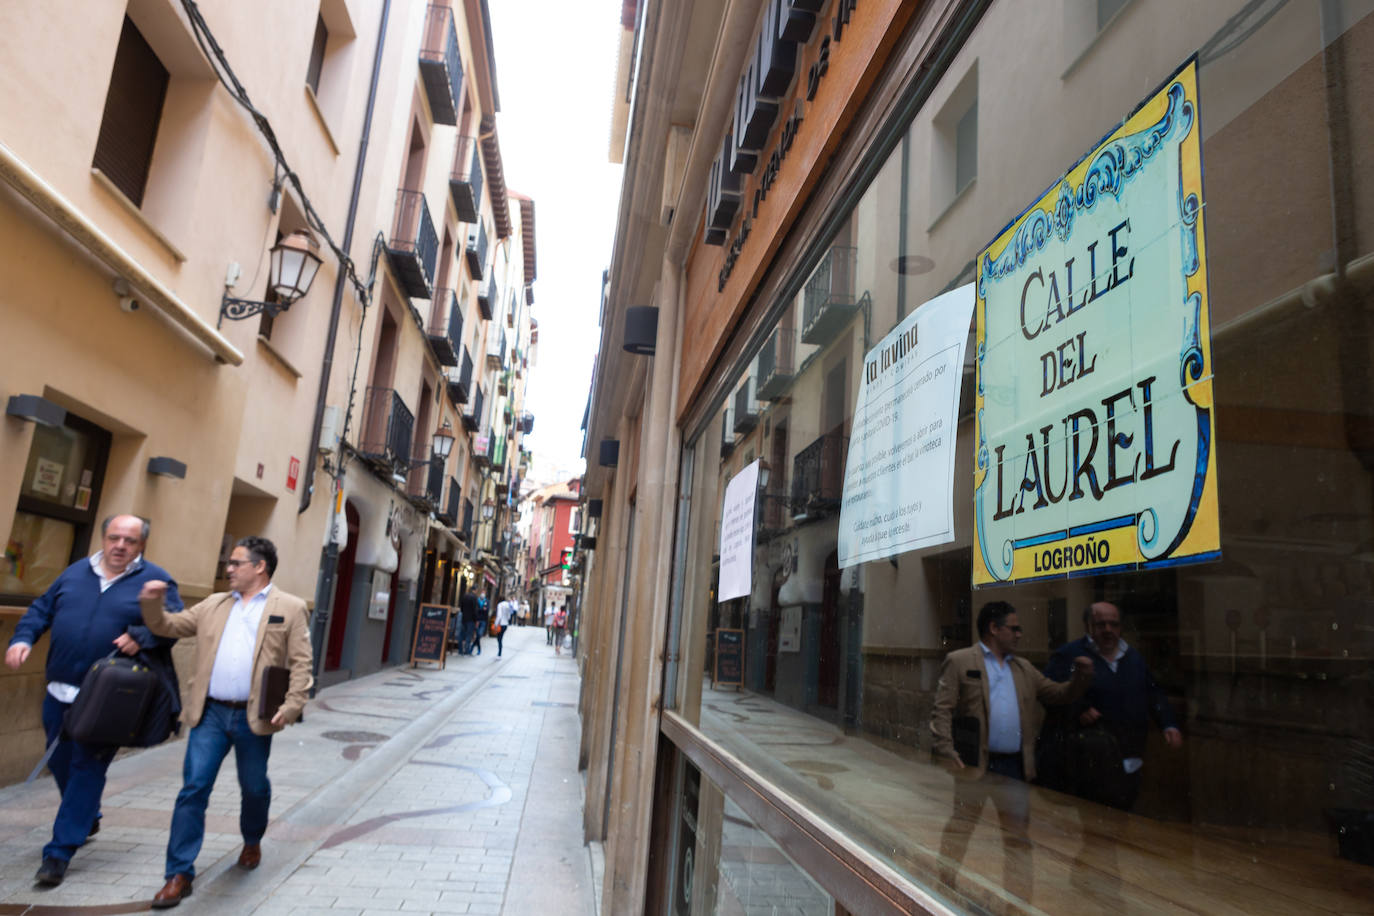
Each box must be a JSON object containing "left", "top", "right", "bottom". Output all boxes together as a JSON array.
[
  {"left": 477, "top": 274, "right": 495, "bottom": 320},
  {"left": 790, "top": 429, "right": 848, "bottom": 519},
  {"left": 357, "top": 387, "right": 415, "bottom": 474},
  {"left": 445, "top": 347, "right": 474, "bottom": 404},
  {"left": 418, "top": 5, "right": 464, "bottom": 126},
  {"left": 721, "top": 408, "right": 735, "bottom": 459},
  {"left": 426, "top": 288, "right": 463, "bottom": 367},
  {"left": 456, "top": 498, "right": 474, "bottom": 541},
  {"left": 387, "top": 189, "right": 438, "bottom": 299},
  {"left": 486, "top": 326, "right": 506, "bottom": 370},
  {"left": 756, "top": 327, "right": 795, "bottom": 400},
  {"left": 733, "top": 378, "right": 759, "bottom": 433},
  {"left": 801, "top": 246, "right": 860, "bottom": 346},
  {"left": 407, "top": 450, "right": 444, "bottom": 510},
  {"left": 449, "top": 136, "right": 483, "bottom": 223},
  {"left": 520, "top": 410, "right": 534, "bottom": 434},
  {"left": 461, "top": 384, "right": 484, "bottom": 432},
  {"left": 436, "top": 476, "right": 459, "bottom": 525},
  {"left": 465, "top": 221, "right": 488, "bottom": 280}
]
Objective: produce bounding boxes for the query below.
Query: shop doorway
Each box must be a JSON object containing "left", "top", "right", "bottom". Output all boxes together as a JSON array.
[
  {"left": 379, "top": 565, "right": 400, "bottom": 663},
  {"left": 325, "top": 501, "right": 360, "bottom": 671},
  {"left": 816, "top": 550, "right": 842, "bottom": 710}
]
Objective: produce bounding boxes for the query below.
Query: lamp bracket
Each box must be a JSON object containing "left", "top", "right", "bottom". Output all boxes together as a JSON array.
[{"left": 219, "top": 291, "right": 290, "bottom": 327}]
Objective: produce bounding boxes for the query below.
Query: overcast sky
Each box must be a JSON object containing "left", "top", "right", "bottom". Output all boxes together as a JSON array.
[{"left": 487, "top": 0, "right": 624, "bottom": 485}]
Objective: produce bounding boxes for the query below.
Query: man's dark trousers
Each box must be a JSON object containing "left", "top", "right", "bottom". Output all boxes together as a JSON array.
[{"left": 40, "top": 693, "right": 115, "bottom": 862}]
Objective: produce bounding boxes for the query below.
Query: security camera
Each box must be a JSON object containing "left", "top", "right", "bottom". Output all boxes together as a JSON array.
[{"left": 112, "top": 278, "right": 141, "bottom": 313}]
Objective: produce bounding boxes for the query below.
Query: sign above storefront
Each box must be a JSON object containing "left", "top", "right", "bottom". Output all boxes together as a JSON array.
[{"left": 973, "top": 58, "right": 1219, "bottom": 587}]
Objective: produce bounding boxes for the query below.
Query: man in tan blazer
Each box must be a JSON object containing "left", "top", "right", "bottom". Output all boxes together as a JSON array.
[
  {"left": 932, "top": 600, "right": 1091, "bottom": 901},
  {"left": 138, "top": 536, "right": 313, "bottom": 908}
]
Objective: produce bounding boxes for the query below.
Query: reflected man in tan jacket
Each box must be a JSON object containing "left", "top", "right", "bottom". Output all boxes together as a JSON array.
[
  {"left": 138, "top": 536, "right": 313, "bottom": 908},
  {"left": 931, "top": 600, "right": 1091, "bottom": 903}
]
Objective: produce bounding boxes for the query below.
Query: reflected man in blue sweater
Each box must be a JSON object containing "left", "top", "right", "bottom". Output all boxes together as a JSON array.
[
  {"left": 4, "top": 515, "right": 182, "bottom": 886},
  {"left": 1042, "top": 601, "right": 1182, "bottom": 811}
]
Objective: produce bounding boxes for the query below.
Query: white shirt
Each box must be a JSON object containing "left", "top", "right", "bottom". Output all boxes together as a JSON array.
[
  {"left": 495, "top": 601, "right": 515, "bottom": 627},
  {"left": 207, "top": 585, "right": 272, "bottom": 702},
  {"left": 44, "top": 553, "right": 146, "bottom": 703},
  {"left": 979, "top": 641, "right": 1022, "bottom": 755}
]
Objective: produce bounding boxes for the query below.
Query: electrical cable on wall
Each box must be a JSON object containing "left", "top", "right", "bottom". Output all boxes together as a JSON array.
[{"left": 177, "top": 0, "right": 370, "bottom": 308}]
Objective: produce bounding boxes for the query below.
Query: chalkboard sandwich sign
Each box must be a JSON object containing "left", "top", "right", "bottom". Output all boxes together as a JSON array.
[{"left": 410, "top": 603, "right": 452, "bottom": 669}]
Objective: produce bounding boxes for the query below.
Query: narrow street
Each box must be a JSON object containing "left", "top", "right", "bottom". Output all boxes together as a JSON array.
[{"left": 0, "top": 627, "right": 598, "bottom": 915}]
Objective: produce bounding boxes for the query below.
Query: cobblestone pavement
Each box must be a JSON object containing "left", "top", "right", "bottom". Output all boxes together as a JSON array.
[{"left": 0, "top": 626, "right": 596, "bottom": 915}]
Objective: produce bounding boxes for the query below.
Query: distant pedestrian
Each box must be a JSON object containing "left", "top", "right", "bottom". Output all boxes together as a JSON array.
[
  {"left": 544, "top": 603, "right": 556, "bottom": 645},
  {"left": 493, "top": 596, "right": 515, "bottom": 656},
  {"left": 139, "top": 536, "right": 313, "bottom": 908},
  {"left": 5, "top": 514, "right": 182, "bottom": 888},
  {"left": 552, "top": 606, "right": 568, "bottom": 656},
  {"left": 457, "top": 590, "right": 480, "bottom": 655},
  {"left": 472, "top": 595, "right": 488, "bottom": 656}
]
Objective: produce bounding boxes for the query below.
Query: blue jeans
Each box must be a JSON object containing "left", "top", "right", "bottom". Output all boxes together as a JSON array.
[
  {"left": 41, "top": 693, "right": 114, "bottom": 862},
  {"left": 458, "top": 619, "right": 475, "bottom": 654},
  {"left": 165, "top": 700, "right": 273, "bottom": 879}
]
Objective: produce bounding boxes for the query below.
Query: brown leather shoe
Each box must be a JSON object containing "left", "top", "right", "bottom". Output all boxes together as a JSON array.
[
  {"left": 150, "top": 874, "right": 192, "bottom": 908},
  {"left": 238, "top": 843, "right": 262, "bottom": 870}
]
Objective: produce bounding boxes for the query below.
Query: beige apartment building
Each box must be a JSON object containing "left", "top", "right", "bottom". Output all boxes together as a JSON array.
[
  {"left": 581, "top": 0, "right": 1374, "bottom": 913},
  {"left": 0, "top": 0, "right": 534, "bottom": 783}
]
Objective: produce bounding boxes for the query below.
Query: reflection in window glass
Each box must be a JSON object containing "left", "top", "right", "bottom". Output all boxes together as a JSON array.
[{"left": 682, "top": 2, "right": 1374, "bottom": 913}]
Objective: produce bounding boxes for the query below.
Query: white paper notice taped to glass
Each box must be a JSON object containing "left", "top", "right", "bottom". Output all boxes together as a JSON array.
[
  {"left": 718, "top": 459, "right": 760, "bottom": 601},
  {"left": 838, "top": 284, "right": 975, "bottom": 568}
]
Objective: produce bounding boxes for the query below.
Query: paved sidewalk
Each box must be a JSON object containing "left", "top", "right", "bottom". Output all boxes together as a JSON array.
[{"left": 0, "top": 626, "right": 596, "bottom": 915}]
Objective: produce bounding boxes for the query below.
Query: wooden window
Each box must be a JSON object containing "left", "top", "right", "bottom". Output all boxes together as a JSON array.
[
  {"left": 92, "top": 17, "right": 169, "bottom": 208},
  {"left": 2, "top": 414, "right": 111, "bottom": 601},
  {"left": 306, "top": 15, "right": 328, "bottom": 94}
]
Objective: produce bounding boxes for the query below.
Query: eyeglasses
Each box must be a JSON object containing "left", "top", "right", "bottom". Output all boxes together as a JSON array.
[
  {"left": 224, "top": 559, "right": 254, "bottom": 569},
  {"left": 1000, "top": 624, "right": 1023, "bottom": 633}
]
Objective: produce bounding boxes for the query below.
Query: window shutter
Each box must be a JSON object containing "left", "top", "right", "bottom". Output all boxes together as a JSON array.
[{"left": 92, "top": 17, "right": 168, "bottom": 207}]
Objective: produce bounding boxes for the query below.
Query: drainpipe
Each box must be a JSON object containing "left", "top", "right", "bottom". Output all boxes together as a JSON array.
[{"left": 306, "top": 0, "right": 391, "bottom": 684}]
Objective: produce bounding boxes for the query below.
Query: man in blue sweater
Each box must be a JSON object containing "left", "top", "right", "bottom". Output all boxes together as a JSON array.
[
  {"left": 1041, "top": 601, "right": 1182, "bottom": 810},
  {"left": 4, "top": 514, "right": 182, "bottom": 886}
]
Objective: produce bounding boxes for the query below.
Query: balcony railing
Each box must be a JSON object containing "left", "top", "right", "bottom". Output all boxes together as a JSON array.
[
  {"left": 358, "top": 388, "right": 415, "bottom": 473},
  {"left": 756, "top": 327, "right": 795, "bottom": 400},
  {"left": 790, "top": 429, "right": 848, "bottom": 519},
  {"left": 457, "top": 498, "right": 475, "bottom": 541},
  {"left": 407, "top": 450, "right": 443, "bottom": 510},
  {"left": 449, "top": 136, "right": 483, "bottom": 223},
  {"left": 426, "top": 289, "right": 462, "bottom": 367},
  {"left": 486, "top": 326, "right": 506, "bottom": 369},
  {"left": 520, "top": 411, "right": 534, "bottom": 435},
  {"left": 721, "top": 407, "right": 735, "bottom": 459},
  {"left": 461, "top": 384, "right": 484, "bottom": 432},
  {"left": 801, "top": 246, "right": 860, "bottom": 346},
  {"left": 733, "top": 377, "right": 759, "bottom": 433},
  {"left": 445, "top": 347, "right": 474, "bottom": 404},
  {"left": 418, "top": 4, "right": 464, "bottom": 126},
  {"left": 477, "top": 274, "right": 496, "bottom": 320},
  {"left": 466, "top": 221, "right": 489, "bottom": 280},
  {"left": 437, "top": 476, "right": 460, "bottom": 525},
  {"left": 387, "top": 189, "right": 438, "bottom": 299}
]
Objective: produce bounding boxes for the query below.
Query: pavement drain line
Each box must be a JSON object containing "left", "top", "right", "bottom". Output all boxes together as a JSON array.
[{"left": 187, "top": 654, "right": 514, "bottom": 915}]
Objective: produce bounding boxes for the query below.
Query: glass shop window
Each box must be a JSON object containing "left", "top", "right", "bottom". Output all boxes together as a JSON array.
[
  {"left": 3, "top": 413, "right": 111, "bottom": 599},
  {"left": 676, "top": 2, "right": 1374, "bottom": 914}
]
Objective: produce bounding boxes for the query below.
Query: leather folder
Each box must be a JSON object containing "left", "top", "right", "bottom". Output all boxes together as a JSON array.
[{"left": 257, "top": 665, "right": 290, "bottom": 720}]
